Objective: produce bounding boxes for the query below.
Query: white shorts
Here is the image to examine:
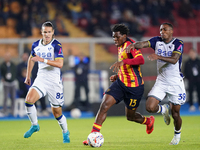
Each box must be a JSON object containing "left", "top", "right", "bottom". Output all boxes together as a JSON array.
[
  {"left": 147, "top": 79, "right": 186, "bottom": 105},
  {"left": 30, "top": 76, "right": 64, "bottom": 108}
]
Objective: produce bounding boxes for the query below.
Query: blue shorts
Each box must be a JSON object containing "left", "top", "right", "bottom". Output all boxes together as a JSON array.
[{"left": 105, "top": 78, "right": 144, "bottom": 110}]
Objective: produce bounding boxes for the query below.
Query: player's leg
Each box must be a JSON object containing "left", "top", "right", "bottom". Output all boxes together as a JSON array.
[
  {"left": 24, "top": 88, "right": 40, "bottom": 138},
  {"left": 125, "top": 107, "right": 155, "bottom": 134},
  {"left": 169, "top": 104, "right": 182, "bottom": 145},
  {"left": 94, "top": 94, "right": 116, "bottom": 130},
  {"left": 146, "top": 96, "right": 170, "bottom": 125},
  {"left": 83, "top": 94, "right": 116, "bottom": 145},
  {"left": 52, "top": 106, "right": 70, "bottom": 143},
  {"left": 146, "top": 81, "right": 171, "bottom": 125}
]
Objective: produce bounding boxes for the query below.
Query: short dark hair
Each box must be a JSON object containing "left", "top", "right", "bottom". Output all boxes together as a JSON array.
[
  {"left": 161, "top": 22, "right": 173, "bottom": 30},
  {"left": 111, "top": 24, "right": 129, "bottom": 35},
  {"left": 41, "top": 21, "right": 54, "bottom": 29}
]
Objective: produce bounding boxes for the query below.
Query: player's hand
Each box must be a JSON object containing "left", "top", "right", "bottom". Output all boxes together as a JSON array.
[
  {"left": 148, "top": 53, "right": 159, "bottom": 61},
  {"left": 31, "top": 53, "right": 43, "bottom": 62},
  {"left": 24, "top": 78, "right": 31, "bottom": 86},
  {"left": 124, "top": 43, "right": 134, "bottom": 53},
  {"left": 110, "top": 61, "right": 124, "bottom": 73},
  {"left": 110, "top": 75, "right": 118, "bottom": 82}
]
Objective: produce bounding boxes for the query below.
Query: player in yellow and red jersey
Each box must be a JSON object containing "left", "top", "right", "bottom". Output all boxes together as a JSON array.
[{"left": 83, "top": 24, "right": 155, "bottom": 145}]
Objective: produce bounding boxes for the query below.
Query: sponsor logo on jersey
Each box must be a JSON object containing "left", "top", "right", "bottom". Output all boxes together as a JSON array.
[{"left": 58, "top": 48, "right": 63, "bottom": 55}]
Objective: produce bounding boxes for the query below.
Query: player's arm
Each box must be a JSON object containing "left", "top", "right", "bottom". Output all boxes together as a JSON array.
[
  {"left": 123, "top": 50, "right": 144, "bottom": 65},
  {"left": 148, "top": 52, "right": 181, "bottom": 64},
  {"left": 31, "top": 54, "right": 63, "bottom": 68},
  {"left": 110, "top": 50, "right": 144, "bottom": 73},
  {"left": 124, "top": 41, "right": 150, "bottom": 53},
  {"left": 24, "top": 55, "right": 35, "bottom": 86}
]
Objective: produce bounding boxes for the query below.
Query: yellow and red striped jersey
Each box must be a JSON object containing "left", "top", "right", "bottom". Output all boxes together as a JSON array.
[{"left": 118, "top": 38, "right": 144, "bottom": 87}]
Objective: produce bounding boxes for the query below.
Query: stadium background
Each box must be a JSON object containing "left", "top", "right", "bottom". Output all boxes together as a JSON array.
[{"left": 0, "top": 0, "right": 200, "bottom": 118}]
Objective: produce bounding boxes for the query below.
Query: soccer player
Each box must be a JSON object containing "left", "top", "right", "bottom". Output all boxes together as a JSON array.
[
  {"left": 23, "top": 21, "right": 70, "bottom": 143},
  {"left": 124, "top": 22, "right": 186, "bottom": 145},
  {"left": 83, "top": 24, "right": 155, "bottom": 145}
]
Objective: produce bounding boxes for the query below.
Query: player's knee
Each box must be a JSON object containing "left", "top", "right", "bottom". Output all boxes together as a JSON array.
[
  {"left": 146, "top": 105, "right": 155, "bottom": 113},
  {"left": 172, "top": 112, "right": 180, "bottom": 121},
  {"left": 100, "top": 101, "right": 110, "bottom": 113},
  {"left": 25, "top": 95, "right": 34, "bottom": 104}
]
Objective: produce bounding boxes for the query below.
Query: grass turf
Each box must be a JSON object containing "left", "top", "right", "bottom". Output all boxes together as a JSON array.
[{"left": 0, "top": 115, "right": 200, "bottom": 150}]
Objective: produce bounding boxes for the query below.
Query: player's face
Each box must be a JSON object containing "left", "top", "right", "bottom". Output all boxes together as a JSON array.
[
  {"left": 160, "top": 24, "right": 173, "bottom": 43},
  {"left": 112, "top": 31, "right": 126, "bottom": 47},
  {"left": 41, "top": 26, "right": 54, "bottom": 45}
]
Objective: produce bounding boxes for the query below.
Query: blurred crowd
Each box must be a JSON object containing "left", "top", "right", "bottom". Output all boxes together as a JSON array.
[
  {"left": 0, "top": 0, "right": 200, "bottom": 39},
  {"left": 0, "top": 0, "right": 69, "bottom": 38}
]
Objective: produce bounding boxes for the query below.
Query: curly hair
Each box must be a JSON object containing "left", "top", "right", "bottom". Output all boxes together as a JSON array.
[{"left": 111, "top": 24, "right": 129, "bottom": 35}]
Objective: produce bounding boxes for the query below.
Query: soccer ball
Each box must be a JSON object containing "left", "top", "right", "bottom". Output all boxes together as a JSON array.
[
  {"left": 87, "top": 132, "right": 104, "bottom": 147},
  {"left": 70, "top": 108, "right": 81, "bottom": 118}
]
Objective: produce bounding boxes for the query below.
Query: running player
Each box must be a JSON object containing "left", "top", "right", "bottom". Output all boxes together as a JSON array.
[
  {"left": 23, "top": 21, "right": 70, "bottom": 143},
  {"left": 83, "top": 24, "right": 155, "bottom": 145},
  {"left": 125, "top": 22, "right": 186, "bottom": 145}
]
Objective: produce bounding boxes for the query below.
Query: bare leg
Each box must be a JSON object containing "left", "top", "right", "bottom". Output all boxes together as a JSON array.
[
  {"left": 94, "top": 94, "right": 116, "bottom": 125},
  {"left": 52, "top": 107, "right": 63, "bottom": 118},
  {"left": 171, "top": 104, "right": 182, "bottom": 130},
  {"left": 169, "top": 103, "right": 182, "bottom": 145},
  {"left": 146, "top": 97, "right": 160, "bottom": 113},
  {"left": 125, "top": 108, "right": 145, "bottom": 123}
]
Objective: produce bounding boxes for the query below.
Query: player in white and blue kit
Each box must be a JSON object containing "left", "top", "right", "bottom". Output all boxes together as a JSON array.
[
  {"left": 23, "top": 21, "right": 70, "bottom": 143},
  {"left": 125, "top": 23, "right": 186, "bottom": 145}
]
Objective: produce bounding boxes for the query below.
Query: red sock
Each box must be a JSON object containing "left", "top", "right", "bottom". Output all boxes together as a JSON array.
[
  {"left": 91, "top": 123, "right": 102, "bottom": 132},
  {"left": 141, "top": 117, "right": 151, "bottom": 125}
]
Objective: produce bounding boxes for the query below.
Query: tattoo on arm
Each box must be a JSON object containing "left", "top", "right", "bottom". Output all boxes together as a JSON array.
[{"left": 134, "top": 41, "right": 149, "bottom": 49}]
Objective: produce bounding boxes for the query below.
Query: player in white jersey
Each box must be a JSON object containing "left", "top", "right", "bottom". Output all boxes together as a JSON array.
[
  {"left": 124, "top": 23, "right": 186, "bottom": 145},
  {"left": 23, "top": 21, "right": 70, "bottom": 143}
]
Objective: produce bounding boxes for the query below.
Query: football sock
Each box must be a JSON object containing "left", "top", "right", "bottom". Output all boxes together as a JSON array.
[
  {"left": 174, "top": 128, "right": 181, "bottom": 138},
  {"left": 25, "top": 101, "right": 38, "bottom": 125},
  {"left": 56, "top": 114, "right": 68, "bottom": 133},
  {"left": 157, "top": 104, "right": 166, "bottom": 114},
  {"left": 141, "top": 116, "right": 151, "bottom": 125},
  {"left": 91, "top": 123, "right": 102, "bottom": 132}
]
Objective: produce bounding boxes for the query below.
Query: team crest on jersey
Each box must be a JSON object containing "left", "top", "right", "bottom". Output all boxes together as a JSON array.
[
  {"left": 48, "top": 47, "right": 52, "bottom": 51},
  {"left": 106, "top": 89, "right": 111, "bottom": 92}
]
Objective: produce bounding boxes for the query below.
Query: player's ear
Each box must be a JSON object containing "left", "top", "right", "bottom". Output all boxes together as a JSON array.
[
  {"left": 122, "top": 34, "right": 126, "bottom": 38},
  {"left": 171, "top": 29, "right": 173, "bottom": 35}
]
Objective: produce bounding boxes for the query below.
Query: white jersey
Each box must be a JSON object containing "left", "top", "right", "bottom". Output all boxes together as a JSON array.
[
  {"left": 148, "top": 36, "right": 184, "bottom": 85},
  {"left": 31, "top": 38, "right": 64, "bottom": 83},
  {"left": 30, "top": 38, "right": 65, "bottom": 107}
]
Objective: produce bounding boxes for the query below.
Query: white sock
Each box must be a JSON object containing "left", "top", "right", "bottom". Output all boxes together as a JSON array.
[
  {"left": 157, "top": 104, "right": 166, "bottom": 114},
  {"left": 174, "top": 128, "right": 181, "bottom": 139},
  {"left": 56, "top": 115, "right": 68, "bottom": 133},
  {"left": 25, "top": 104, "right": 38, "bottom": 125}
]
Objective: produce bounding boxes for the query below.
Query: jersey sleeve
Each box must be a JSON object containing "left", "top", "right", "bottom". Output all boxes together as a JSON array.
[
  {"left": 54, "top": 41, "right": 64, "bottom": 59},
  {"left": 173, "top": 40, "right": 184, "bottom": 55},
  {"left": 148, "top": 36, "right": 161, "bottom": 50},
  {"left": 31, "top": 41, "right": 39, "bottom": 57},
  {"left": 131, "top": 49, "right": 143, "bottom": 58}
]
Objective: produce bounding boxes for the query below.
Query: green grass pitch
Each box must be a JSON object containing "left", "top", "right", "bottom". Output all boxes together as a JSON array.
[{"left": 0, "top": 115, "right": 200, "bottom": 150}]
